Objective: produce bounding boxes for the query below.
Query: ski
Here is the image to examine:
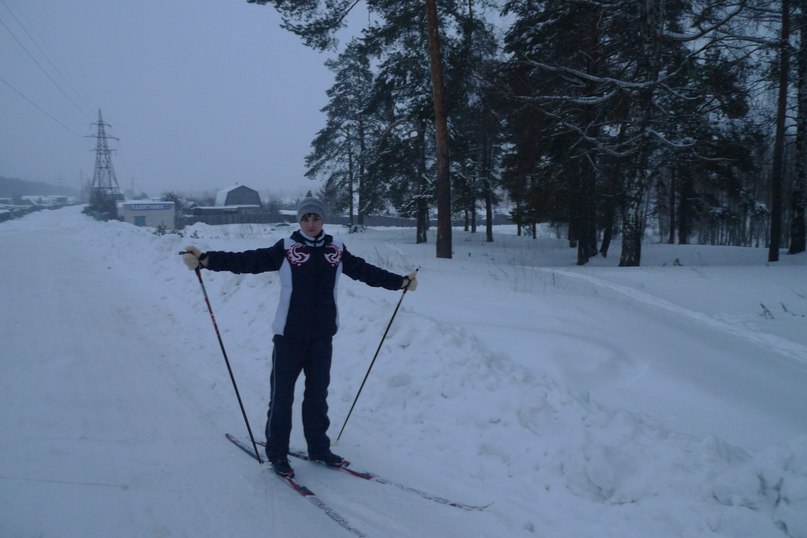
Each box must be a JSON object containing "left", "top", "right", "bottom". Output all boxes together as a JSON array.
[
  {"left": 262, "top": 442, "right": 489, "bottom": 512},
  {"left": 225, "top": 433, "right": 366, "bottom": 538}
]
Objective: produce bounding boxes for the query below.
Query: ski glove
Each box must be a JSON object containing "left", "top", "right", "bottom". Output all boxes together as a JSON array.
[
  {"left": 401, "top": 271, "right": 418, "bottom": 292},
  {"left": 182, "top": 245, "right": 208, "bottom": 270}
]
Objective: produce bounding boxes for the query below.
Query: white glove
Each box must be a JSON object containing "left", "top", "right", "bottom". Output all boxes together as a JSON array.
[
  {"left": 401, "top": 271, "right": 418, "bottom": 292},
  {"left": 182, "top": 245, "right": 207, "bottom": 270}
]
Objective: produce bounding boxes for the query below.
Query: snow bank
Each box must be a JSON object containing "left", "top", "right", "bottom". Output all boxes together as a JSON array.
[{"left": 3, "top": 206, "right": 805, "bottom": 538}]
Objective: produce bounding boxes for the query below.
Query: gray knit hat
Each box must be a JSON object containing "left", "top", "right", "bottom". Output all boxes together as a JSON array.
[{"left": 297, "top": 197, "right": 326, "bottom": 223}]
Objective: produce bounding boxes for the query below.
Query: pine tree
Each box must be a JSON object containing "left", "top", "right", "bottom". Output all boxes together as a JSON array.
[
  {"left": 248, "top": 0, "right": 460, "bottom": 258},
  {"left": 501, "top": 0, "right": 755, "bottom": 265},
  {"left": 306, "top": 39, "right": 377, "bottom": 226}
]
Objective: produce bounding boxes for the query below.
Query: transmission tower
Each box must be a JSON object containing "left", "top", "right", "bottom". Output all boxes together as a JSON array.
[{"left": 88, "top": 109, "right": 123, "bottom": 208}]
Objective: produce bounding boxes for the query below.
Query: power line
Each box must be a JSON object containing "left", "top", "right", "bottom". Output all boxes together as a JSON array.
[
  {"left": 0, "top": 74, "right": 84, "bottom": 137},
  {"left": 0, "top": 11, "right": 91, "bottom": 122},
  {"left": 0, "top": 0, "right": 94, "bottom": 114}
]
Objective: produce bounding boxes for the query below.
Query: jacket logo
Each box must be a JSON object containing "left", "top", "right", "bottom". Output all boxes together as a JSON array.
[
  {"left": 287, "top": 243, "right": 310, "bottom": 265},
  {"left": 325, "top": 245, "right": 342, "bottom": 266}
]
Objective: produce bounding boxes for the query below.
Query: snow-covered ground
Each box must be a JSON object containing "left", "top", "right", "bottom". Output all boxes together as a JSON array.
[{"left": 1, "top": 205, "right": 805, "bottom": 538}]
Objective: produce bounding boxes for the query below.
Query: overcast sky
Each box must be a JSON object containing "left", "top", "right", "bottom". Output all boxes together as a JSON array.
[{"left": 1, "top": 0, "right": 343, "bottom": 198}]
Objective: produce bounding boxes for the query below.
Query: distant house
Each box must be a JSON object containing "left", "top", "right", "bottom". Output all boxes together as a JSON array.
[
  {"left": 214, "top": 185, "right": 261, "bottom": 207},
  {"left": 182, "top": 184, "right": 264, "bottom": 227}
]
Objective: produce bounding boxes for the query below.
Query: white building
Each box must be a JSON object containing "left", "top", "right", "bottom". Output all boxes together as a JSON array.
[{"left": 118, "top": 201, "right": 175, "bottom": 228}]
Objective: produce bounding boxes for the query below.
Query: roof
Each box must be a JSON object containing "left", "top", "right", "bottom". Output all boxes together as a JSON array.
[{"left": 215, "top": 184, "right": 259, "bottom": 206}]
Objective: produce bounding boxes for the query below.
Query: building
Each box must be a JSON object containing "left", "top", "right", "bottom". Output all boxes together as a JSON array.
[
  {"left": 118, "top": 201, "right": 176, "bottom": 228},
  {"left": 181, "top": 184, "right": 265, "bottom": 226},
  {"left": 215, "top": 185, "right": 261, "bottom": 207}
]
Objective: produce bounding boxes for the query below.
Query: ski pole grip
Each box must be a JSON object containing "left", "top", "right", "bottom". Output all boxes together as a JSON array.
[{"left": 402, "top": 267, "right": 419, "bottom": 294}]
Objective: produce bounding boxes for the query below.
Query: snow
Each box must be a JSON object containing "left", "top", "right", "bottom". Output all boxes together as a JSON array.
[{"left": 1, "top": 205, "right": 806, "bottom": 538}]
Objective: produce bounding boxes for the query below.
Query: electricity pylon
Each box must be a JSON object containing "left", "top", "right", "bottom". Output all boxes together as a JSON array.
[{"left": 88, "top": 109, "right": 123, "bottom": 209}]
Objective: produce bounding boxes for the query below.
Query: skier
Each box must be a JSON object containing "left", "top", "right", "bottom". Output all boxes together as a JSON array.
[{"left": 182, "top": 197, "right": 417, "bottom": 477}]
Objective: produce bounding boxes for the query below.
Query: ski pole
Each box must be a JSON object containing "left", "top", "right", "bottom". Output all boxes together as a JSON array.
[
  {"left": 182, "top": 254, "right": 263, "bottom": 463},
  {"left": 337, "top": 269, "right": 417, "bottom": 442}
]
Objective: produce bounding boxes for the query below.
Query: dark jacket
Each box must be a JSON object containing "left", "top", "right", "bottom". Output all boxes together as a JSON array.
[{"left": 204, "top": 230, "right": 403, "bottom": 338}]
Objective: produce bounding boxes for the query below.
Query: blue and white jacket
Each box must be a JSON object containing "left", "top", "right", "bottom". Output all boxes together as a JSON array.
[{"left": 204, "top": 230, "right": 404, "bottom": 338}]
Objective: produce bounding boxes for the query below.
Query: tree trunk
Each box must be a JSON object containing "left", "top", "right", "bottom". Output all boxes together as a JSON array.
[
  {"left": 416, "top": 124, "right": 429, "bottom": 244},
  {"left": 789, "top": 0, "right": 806, "bottom": 254},
  {"left": 618, "top": 0, "right": 662, "bottom": 267},
  {"left": 678, "top": 171, "right": 693, "bottom": 245},
  {"left": 600, "top": 134, "right": 626, "bottom": 259},
  {"left": 485, "top": 178, "right": 493, "bottom": 242},
  {"left": 619, "top": 204, "right": 644, "bottom": 266},
  {"left": 348, "top": 141, "right": 355, "bottom": 226},
  {"left": 769, "top": 0, "right": 790, "bottom": 262},
  {"left": 577, "top": 12, "right": 602, "bottom": 265},
  {"left": 600, "top": 177, "right": 616, "bottom": 257},
  {"left": 357, "top": 119, "right": 367, "bottom": 226},
  {"left": 577, "top": 158, "right": 598, "bottom": 265},
  {"left": 425, "top": 0, "right": 452, "bottom": 259},
  {"left": 667, "top": 171, "right": 676, "bottom": 244},
  {"left": 481, "top": 126, "right": 494, "bottom": 242},
  {"left": 618, "top": 143, "right": 650, "bottom": 268}
]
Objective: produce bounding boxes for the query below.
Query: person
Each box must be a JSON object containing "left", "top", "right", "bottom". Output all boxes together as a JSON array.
[{"left": 182, "top": 197, "right": 417, "bottom": 477}]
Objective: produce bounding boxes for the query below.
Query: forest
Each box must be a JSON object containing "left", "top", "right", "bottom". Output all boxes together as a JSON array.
[{"left": 247, "top": 0, "right": 806, "bottom": 266}]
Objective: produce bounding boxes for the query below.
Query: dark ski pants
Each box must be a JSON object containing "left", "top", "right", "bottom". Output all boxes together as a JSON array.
[{"left": 265, "top": 334, "right": 333, "bottom": 460}]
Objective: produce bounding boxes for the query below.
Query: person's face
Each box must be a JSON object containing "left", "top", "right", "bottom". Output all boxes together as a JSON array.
[{"left": 300, "top": 213, "right": 323, "bottom": 236}]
